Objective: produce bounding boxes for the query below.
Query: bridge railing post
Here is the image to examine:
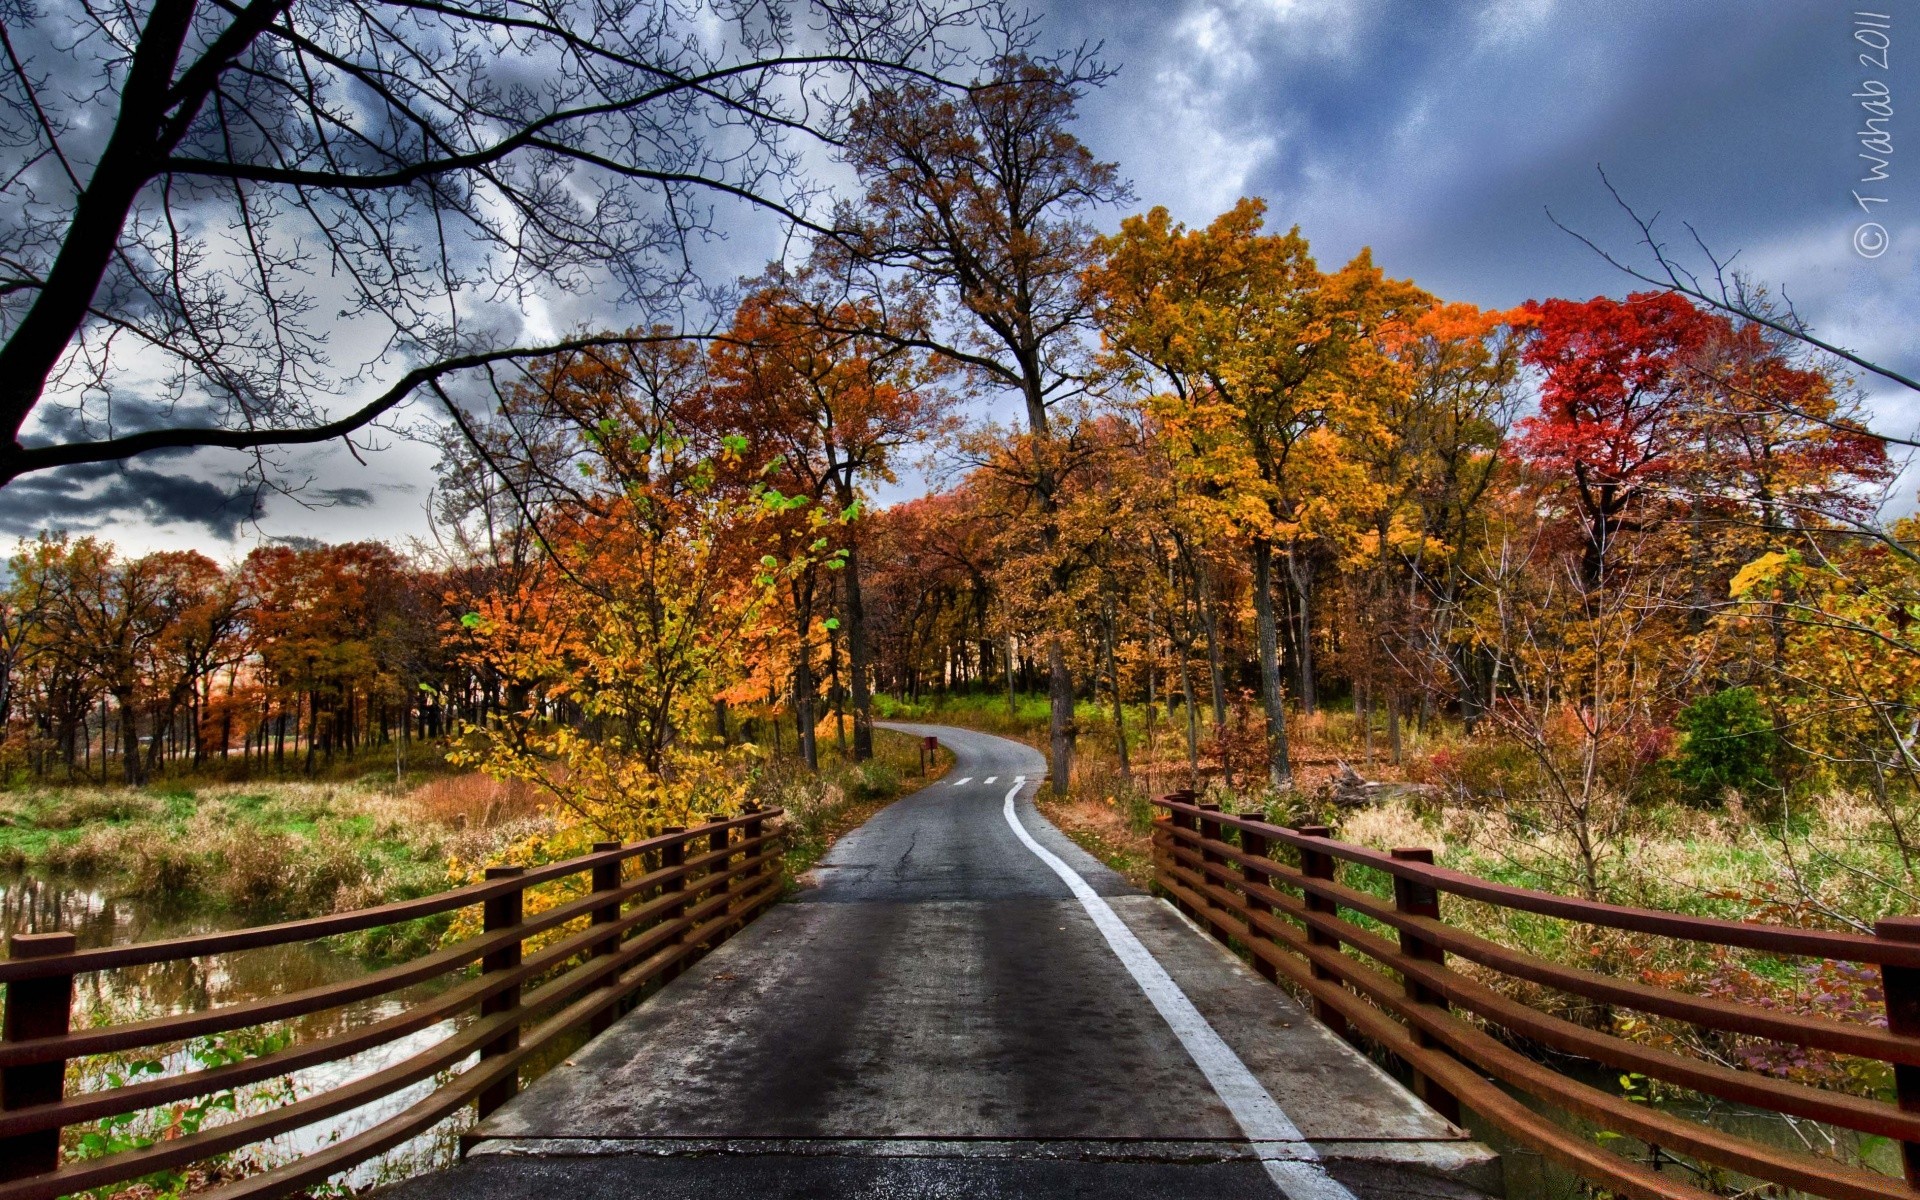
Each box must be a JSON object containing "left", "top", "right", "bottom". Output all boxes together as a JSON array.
[
  {"left": 1391, "top": 847, "right": 1461, "bottom": 1124},
  {"left": 1163, "top": 795, "right": 1196, "bottom": 919},
  {"left": 1195, "top": 802, "right": 1229, "bottom": 943},
  {"left": 1877, "top": 916, "right": 1920, "bottom": 1186},
  {"left": 0, "top": 930, "right": 76, "bottom": 1184},
  {"left": 1297, "top": 825, "right": 1354, "bottom": 1045},
  {"left": 741, "top": 804, "right": 765, "bottom": 890},
  {"left": 703, "top": 815, "right": 732, "bottom": 946},
  {"left": 661, "top": 829, "right": 687, "bottom": 982},
  {"left": 589, "top": 842, "right": 623, "bottom": 1036},
  {"left": 476, "top": 866, "right": 525, "bottom": 1119},
  {"left": 1240, "top": 827, "right": 1278, "bottom": 983}
]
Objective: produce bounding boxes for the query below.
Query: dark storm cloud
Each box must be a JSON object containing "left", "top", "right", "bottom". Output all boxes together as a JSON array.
[
  {"left": 0, "top": 465, "right": 268, "bottom": 539},
  {"left": 1042, "top": 1, "right": 1914, "bottom": 364},
  {"left": 312, "top": 486, "right": 377, "bottom": 508}
]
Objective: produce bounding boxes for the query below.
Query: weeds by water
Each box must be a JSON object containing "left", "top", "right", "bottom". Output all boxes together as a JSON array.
[{"left": 1, "top": 775, "right": 548, "bottom": 934}]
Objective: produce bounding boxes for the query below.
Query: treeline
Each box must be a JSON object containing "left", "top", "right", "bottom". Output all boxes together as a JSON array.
[
  {"left": 0, "top": 538, "right": 528, "bottom": 783},
  {"left": 12, "top": 57, "right": 1915, "bottom": 875}
]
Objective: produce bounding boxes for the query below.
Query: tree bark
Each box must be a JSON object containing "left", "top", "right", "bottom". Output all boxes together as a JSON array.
[
  {"left": 1200, "top": 569, "right": 1227, "bottom": 733},
  {"left": 842, "top": 540, "right": 875, "bottom": 762},
  {"left": 1101, "top": 595, "right": 1130, "bottom": 780},
  {"left": 1048, "top": 640, "right": 1075, "bottom": 797},
  {"left": 1251, "top": 539, "right": 1292, "bottom": 788},
  {"left": 1285, "top": 547, "right": 1318, "bottom": 715}
]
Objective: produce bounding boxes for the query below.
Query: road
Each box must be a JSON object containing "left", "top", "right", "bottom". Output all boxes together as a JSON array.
[{"left": 381, "top": 724, "right": 1496, "bottom": 1199}]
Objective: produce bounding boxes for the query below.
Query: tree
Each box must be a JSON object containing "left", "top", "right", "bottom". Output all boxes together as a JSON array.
[
  {"left": 1514, "top": 292, "right": 1720, "bottom": 591},
  {"left": 1093, "top": 198, "right": 1428, "bottom": 788},
  {"left": 832, "top": 52, "right": 1127, "bottom": 794},
  {"left": 706, "top": 271, "right": 951, "bottom": 762},
  {"left": 0, "top": 0, "right": 990, "bottom": 486}
]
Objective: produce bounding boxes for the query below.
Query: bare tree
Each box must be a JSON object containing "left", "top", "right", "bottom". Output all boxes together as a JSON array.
[{"left": 0, "top": 0, "right": 1000, "bottom": 488}]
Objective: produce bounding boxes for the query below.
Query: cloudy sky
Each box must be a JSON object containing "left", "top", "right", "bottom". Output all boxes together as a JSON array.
[{"left": 30, "top": 0, "right": 1918, "bottom": 555}]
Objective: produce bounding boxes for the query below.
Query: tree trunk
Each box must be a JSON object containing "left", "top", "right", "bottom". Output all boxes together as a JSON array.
[
  {"left": 1177, "top": 650, "right": 1200, "bottom": 790},
  {"left": 1251, "top": 539, "right": 1292, "bottom": 788},
  {"left": 1048, "top": 640, "right": 1075, "bottom": 797},
  {"left": 793, "top": 659, "right": 818, "bottom": 771},
  {"left": 1201, "top": 572, "right": 1227, "bottom": 733},
  {"left": 842, "top": 539, "right": 875, "bottom": 762},
  {"left": 1388, "top": 689, "right": 1403, "bottom": 765},
  {"left": 1102, "top": 597, "right": 1130, "bottom": 780},
  {"left": 1006, "top": 633, "right": 1018, "bottom": 716},
  {"left": 1285, "top": 548, "right": 1318, "bottom": 715},
  {"left": 826, "top": 625, "right": 849, "bottom": 758},
  {"left": 116, "top": 693, "right": 141, "bottom": 785}
]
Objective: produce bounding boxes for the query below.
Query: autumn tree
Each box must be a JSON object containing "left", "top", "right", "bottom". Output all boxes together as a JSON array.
[
  {"left": 1515, "top": 292, "right": 1725, "bottom": 592},
  {"left": 833, "top": 52, "right": 1128, "bottom": 794},
  {"left": 706, "top": 271, "right": 951, "bottom": 764},
  {"left": 1093, "top": 198, "right": 1428, "bottom": 787}
]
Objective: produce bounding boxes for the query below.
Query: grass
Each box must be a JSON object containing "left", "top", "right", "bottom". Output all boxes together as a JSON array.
[
  {"left": 752, "top": 726, "right": 953, "bottom": 879},
  {"left": 0, "top": 773, "right": 548, "bottom": 925}
]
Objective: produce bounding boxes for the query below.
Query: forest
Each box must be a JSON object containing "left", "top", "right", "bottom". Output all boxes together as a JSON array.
[{"left": 0, "top": 55, "right": 1913, "bottom": 935}]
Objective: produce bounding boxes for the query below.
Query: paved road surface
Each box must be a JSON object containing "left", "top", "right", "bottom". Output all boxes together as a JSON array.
[{"left": 380, "top": 725, "right": 1497, "bottom": 1199}]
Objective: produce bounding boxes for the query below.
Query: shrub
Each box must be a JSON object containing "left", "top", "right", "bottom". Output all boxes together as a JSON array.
[{"left": 1671, "top": 687, "right": 1779, "bottom": 805}]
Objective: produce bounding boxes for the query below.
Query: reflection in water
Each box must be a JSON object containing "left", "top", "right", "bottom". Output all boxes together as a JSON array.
[
  {"left": 2, "top": 868, "right": 471, "bottom": 1190},
  {"left": 1470, "top": 1065, "right": 1903, "bottom": 1200}
]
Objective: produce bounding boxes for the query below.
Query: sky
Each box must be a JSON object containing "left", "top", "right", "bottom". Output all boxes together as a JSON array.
[{"left": 24, "top": 0, "right": 1918, "bottom": 555}]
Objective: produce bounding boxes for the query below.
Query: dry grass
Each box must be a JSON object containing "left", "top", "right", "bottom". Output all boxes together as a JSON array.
[
  {"left": 1037, "top": 790, "right": 1156, "bottom": 889},
  {"left": 402, "top": 772, "right": 545, "bottom": 830},
  {"left": 2, "top": 775, "right": 551, "bottom": 922}
]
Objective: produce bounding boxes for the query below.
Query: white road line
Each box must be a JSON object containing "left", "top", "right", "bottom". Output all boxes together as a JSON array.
[
  {"left": 1000, "top": 776, "right": 1358, "bottom": 1200},
  {"left": 984, "top": 776, "right": 998, "bottom": 784},
  {"left": 952, "top": 777, "right": 973, "bottom": 787}
]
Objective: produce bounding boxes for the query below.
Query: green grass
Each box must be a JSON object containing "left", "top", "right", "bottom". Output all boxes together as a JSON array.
[
  {"left": 754, "top": 728, "right": 953, "bottom": 879},
  {"left": 0, "top": 779, "right": 524, "bottom": 925}
]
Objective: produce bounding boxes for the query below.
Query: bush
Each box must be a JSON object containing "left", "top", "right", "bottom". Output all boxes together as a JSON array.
[{"left": 1672, "top": 687, "right": 1779, "bottom": 805}]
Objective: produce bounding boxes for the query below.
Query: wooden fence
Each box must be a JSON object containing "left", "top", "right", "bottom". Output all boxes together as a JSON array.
[
  {"left": 1153, "top": 792, "right": 1920, "bottom": 1200},
  {"left": 0, "top": 808, "right": 784, "bottom": 1200}
]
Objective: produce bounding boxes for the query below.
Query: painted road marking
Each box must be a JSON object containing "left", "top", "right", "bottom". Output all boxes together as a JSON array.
[
  {"left": 984, "top": 776, "right": 998, "bottom": 784},
  {"left": 952, "top": 777, "right": 973, "bottom": 787},
  {"left": 1000, "top": 777, "right": 1358, "bottom": 1200}
]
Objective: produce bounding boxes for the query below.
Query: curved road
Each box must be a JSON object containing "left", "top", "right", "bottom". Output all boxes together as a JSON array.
[{"left": 385, "top": 725, "right": 1493, "bottom": 1199}]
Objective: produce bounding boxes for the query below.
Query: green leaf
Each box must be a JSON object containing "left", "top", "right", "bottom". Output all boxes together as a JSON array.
[
  {"left": 760, "top": 555, "right": 780, "bottom": 570},
  {"left": 460, "top": 612, "right": 483, "bottom": 630},
  {"left": 823, "top": 617, "right": 841, "bottom": 631},
  {"left": 721, "top": 433, "right": 750, "bottom": 454}
]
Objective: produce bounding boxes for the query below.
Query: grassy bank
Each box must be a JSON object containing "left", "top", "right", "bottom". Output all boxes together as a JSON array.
[
  {"left": 0, "top": 773, "right": 547, "bottom": 923},
  {"left": 753, "top": 726, "right": 953, "bottom": 879}
]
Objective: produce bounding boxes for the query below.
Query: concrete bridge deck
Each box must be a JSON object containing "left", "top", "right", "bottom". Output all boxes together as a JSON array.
[{"left": 380, "top": 724, "right": 1499, "bottom": 1199}]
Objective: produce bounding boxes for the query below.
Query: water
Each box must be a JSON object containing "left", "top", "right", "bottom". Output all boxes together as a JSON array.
[
  {"left": 1467, "top": 1064, "right": 1904, "bottom": 1200},
  {"left": 1, "top": 868, "right": 472, "bottom": 1191}
]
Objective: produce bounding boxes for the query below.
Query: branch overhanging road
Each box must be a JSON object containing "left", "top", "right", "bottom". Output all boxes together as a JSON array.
[{"left": 381, "top": 725, "right": 1496, "bottom": 1200}]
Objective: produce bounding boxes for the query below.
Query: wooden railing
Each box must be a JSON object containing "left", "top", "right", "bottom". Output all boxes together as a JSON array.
[
  {"left": 0, "top": 808, "right": 785, "bottom": 1200},
  {"left": 1153, "top": 793, "right": 1920, "bottom": 1200}
]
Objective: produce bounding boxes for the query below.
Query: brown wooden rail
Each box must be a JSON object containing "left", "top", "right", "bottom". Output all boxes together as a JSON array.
[
  {"left": 1152, "top": 793, "right": 1920, "bottom": 1200},
  {"left": 0, "top": 807, "right": 785, "bottom": 1200}
]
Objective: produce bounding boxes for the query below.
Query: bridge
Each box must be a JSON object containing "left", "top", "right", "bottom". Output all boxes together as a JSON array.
[{"left": 2, "top": 725, "right": 1918, "bottom": 1200}]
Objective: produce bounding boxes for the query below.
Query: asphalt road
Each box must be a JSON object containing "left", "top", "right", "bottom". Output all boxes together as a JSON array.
[{"left": 379, "top": 725, "right": 1495, "bottom": 1200}]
